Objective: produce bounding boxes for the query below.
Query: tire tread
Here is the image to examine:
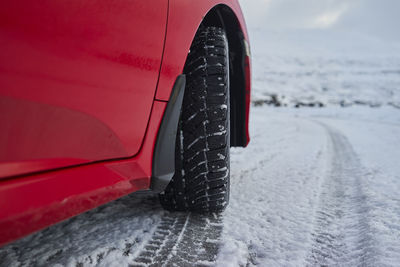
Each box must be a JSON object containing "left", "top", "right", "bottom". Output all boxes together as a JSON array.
[{"left": 159, "top": 26, "right": 230, "bottom": 213}]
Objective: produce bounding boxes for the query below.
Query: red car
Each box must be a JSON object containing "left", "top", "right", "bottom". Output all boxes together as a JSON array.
[{"left": 0, "top": 0, "right": 251, "bottom": 246}]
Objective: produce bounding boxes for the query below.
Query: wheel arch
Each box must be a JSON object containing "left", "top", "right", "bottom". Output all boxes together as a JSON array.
[
  {"left": 198, "top": 5, "right": 250, "bottom": 147},
  {"left": 154, "top": 2, "right": 250, "bottom": 147}
]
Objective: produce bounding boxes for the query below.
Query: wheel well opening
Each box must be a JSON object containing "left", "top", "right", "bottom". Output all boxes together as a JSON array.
[{"left": 201, "top": 5, "right": 248, "bottom": 147}]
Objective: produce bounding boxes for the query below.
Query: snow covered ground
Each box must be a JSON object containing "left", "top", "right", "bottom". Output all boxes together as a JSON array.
[
  {"left": 1, "top": 5, "right": 400, "bottom": 267},
  {"left": 250, "top": 28, "right": 400, "bottom": 108},
  {"left": 1, "top": 106, "right": 399, "bottom": 266},
  {"left": 217, "top": 106, "right": 400, "bottom": 266}
]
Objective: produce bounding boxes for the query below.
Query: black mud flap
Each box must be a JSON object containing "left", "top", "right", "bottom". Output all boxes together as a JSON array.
[{"left": 150, "top": 75, "right": 186, "bottom": 192}]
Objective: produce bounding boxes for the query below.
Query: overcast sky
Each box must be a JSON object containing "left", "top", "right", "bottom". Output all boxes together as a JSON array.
[{"left": 239, "top": 0, "right": 400, "bottom": 41}]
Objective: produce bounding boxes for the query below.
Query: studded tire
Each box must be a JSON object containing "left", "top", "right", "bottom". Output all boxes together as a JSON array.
[{"left": 159, "top": 26, "right": 230, "bottom": 212}]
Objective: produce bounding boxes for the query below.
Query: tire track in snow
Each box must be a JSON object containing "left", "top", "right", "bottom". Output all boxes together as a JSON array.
[
  {"left": 217, "top": 115, "right": 330, "bottom": 266},
  {"left": 131, "top": 213, "right": 222, "bottom": 266},
  {"left": 307, "top": 121, "right": 377, "bottom": 266},
  {"left": 0, "top": 192, "right": 223, "bottom": 267}
]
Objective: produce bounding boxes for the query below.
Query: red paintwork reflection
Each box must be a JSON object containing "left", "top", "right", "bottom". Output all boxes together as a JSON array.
[
  {"left": 0, "top": 96, "right": 126, "bottom": 178},
  {"left": 0, "top": 101, "right": 167, "bottom": 246},
  {"left": 0, "top": 0, "right": 167, "bottom": 177}
]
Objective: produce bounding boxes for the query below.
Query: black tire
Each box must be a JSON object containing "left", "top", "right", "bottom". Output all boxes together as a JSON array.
[{"left": 159, "top": 26, "right": 230, "bottom": 212}]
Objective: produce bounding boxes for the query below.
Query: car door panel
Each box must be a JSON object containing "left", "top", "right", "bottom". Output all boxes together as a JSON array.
[{"left": 0, "top": 0, "right": 168, "bottom": 178}]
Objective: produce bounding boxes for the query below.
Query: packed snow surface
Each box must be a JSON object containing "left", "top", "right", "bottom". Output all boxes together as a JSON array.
[
  {"left": 217, "top": 106, "right": 400, "bottom": 266},
  {"left": 1, "top": 106, "right": 400, "bottom": 266}
]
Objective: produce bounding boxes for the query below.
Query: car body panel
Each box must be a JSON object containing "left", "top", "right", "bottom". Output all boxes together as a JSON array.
[
  {"left": 0, "top": 0, "right": 168, "bottom": 178},
  {"left": 0, "top": 0, "right": 250, "bottom": 246},
  {"left": 0, "top": 100, "right": 166, "bottom": 246}
]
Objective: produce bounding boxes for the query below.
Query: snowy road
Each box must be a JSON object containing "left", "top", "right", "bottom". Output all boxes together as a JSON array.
[
  {"left": 218, "top": 106, "right": 400, "bottom": 266},
  {"left": 1, "top": 106, "right": 399, "bottom": 266}
]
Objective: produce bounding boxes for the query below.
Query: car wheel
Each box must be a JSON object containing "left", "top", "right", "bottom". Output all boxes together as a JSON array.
[{"left": 159, "top": 26, "right": 230, "bottom": 212}]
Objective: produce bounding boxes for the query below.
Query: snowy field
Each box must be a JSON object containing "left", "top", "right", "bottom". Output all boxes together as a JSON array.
[
  {"left": 2, "top": 3, "right": 400, "bottom": 267},
  {"left": 250, "top": 29, "right": 400, "bottom": 108}
]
